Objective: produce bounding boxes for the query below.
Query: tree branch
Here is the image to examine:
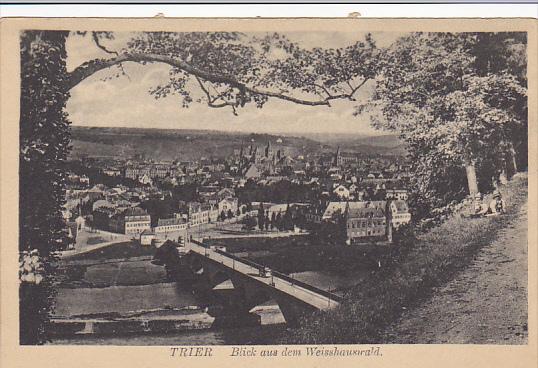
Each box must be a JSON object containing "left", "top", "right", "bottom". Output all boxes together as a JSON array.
[
  {"left": 91, "top": 32, "right": 119, "bottom": 56},
  {"left": 90, "top": 32, "right": 132, "bottom": 81},
  {"left": 67, "top": 53, "right": 369, "bottom": 107},
  {"left": 194, "top": 75, "right": 238, "bottom": 115},
  {"left": 313, "top": 83, "right": 333, "bottom": 97},
  {"left": 325, "top": 79, "right": 369, "bottom": 102}
]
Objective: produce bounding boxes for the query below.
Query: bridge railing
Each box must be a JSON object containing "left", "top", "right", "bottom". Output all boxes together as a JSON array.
[
  {"left": 270, "top": 270, "right": 343, "bottom": 303},
  {"left": 191, "top": 239, "right": 342, "bottom": 303}
]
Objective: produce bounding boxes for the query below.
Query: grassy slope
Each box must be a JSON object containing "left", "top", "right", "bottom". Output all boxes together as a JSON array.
[{"left": 283, "top": 173, "right": 528, "bottom": 344}]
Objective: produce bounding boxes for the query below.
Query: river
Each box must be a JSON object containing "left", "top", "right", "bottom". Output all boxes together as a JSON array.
[{"left": 50, "top": 264, "right": 363, "bottom": 345}]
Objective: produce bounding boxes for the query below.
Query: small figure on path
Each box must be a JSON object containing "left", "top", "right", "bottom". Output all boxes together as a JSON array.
[
  {"left": 486, "top": 190, "right": 506, "bottom": 216},
  {"left": 462, "top": 192, "right": 488, "bottom": 218}
]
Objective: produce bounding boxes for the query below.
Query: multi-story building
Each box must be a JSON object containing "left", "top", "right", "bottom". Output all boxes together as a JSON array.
[
  {"left": 316, "top": 200, "right": 411, "bottom": 243},
  {"left": 334, "top": 147, "right": 358, "bottom": 167},
  {"left": 385, "top": 189, "right": 409, "bottom": 201},
  {"left": 389, "top": 200, "right": 412, "bottom": 228},
  {"left": 109, "top": 207, "right": 151, "bottom": 235},
  {"left": 155, "top": 217, "right": 189, "bottom": 234},
  {"left": 125, "top": 164, "right": 174, "bottom": 180},
  {"left": 322, "top": 201, "right": 386, "bottom": 221},
  {"left": 346, "top": 206, "right": 387, "bottom": 243},
  {"left": 188, "top": 202, "right": 218, "bottom": 226},
  {"left": 103, "top": 168, "right": 122, "bottom": 177}
]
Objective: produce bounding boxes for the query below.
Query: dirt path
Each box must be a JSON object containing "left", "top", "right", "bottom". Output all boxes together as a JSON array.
[{"left": 384, "top": 202, "right": 528, "bottom": 344}]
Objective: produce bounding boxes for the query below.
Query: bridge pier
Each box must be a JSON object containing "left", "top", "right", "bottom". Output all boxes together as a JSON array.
[
  {"left": 272, "top": 294, "right": 316, "bottom": 326},
  {"left": 179, "top": 249, "right": 340, "bottom": 328},
  {"left": 230, "top": 275, "right": 272, "bottom": 313}
]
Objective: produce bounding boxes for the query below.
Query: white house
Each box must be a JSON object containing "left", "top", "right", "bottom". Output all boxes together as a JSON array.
[
  {"left": 333, "top": 185, "right": 351, "bottom": 199},
  {"left": 188, "top": 202, "right": 217, "bottom": 226},
  {"left": 218, "top": 197, "right": 238, "bottom": 215},
  {"left": 389, "top": 200, "right": 412, "bottom": 228},
  {"left": 139, "top": 173, "right": 153, "bottom": 186},
  {"left": 140, "top": 229, "right": 155, "bottom": 246}
]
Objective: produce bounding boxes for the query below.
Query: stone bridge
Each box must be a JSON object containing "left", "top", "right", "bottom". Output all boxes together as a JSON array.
[{"left": 181, "top": 240, "right": 341, "bottom": 325}]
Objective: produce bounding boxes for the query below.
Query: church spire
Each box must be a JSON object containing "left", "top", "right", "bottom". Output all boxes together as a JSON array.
[
  {"left": 334, "top": 146, "right": 340, "bottom": 166},
  {"left": 265, "top": 140, "right": 271, "bottom": 158}
]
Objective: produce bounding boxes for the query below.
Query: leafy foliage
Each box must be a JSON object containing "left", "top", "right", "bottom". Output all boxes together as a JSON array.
[
  {"left": 359, "top": 32, "right": 527, "bottom": 218},
  {"left": 19, "top": 30, "right": 72, "bottom": 344},
  {"left": 71, "top": 31, "right": 379, "bottom": 114}
]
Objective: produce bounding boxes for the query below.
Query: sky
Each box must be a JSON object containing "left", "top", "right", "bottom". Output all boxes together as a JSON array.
[{"left": 66, "top": 31, "right": 404, "bottom": 136}]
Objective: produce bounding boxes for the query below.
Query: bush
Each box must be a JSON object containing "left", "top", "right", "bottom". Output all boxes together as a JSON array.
[
  {"left": 392, "top": 223, "right": 416, "bottom": 247},
  {"left": 241, "top": 215, "right": 257, "bottom": 231}
]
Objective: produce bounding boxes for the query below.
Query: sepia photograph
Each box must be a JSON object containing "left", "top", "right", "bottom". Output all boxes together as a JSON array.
[{"left": 1, "top": 16, "right": 535, "bottom": 364}]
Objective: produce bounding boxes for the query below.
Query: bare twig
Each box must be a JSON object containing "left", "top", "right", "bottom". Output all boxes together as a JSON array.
[
  {"left": 91, "top": 32, "right": 131, "bottom": 81},
  {"left": 194, "top": 76, "right": 237, "bottom": 115},
  {"left": 91, "top": 32, "right": 118, "bottom": 56}
]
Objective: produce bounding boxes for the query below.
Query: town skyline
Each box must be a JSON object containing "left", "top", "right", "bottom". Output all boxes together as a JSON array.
[{"left": 69, "top": 123, "right": 399, "bottom": 140}]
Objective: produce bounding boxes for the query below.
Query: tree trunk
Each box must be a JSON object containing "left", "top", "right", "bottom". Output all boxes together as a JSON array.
[
  {"left": 499, "top": 168, "right": 508, "bottom": 185},
  {"left": 508, "top": 143, "right": 518, "bottom": 177},
  {"left": 465, "top": 161, "right": 479, "bottom": 196}
]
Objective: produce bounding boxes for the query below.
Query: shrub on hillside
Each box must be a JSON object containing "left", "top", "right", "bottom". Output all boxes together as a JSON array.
[{"left": 392, "top": 223, "right": 416, "bottom": 247}]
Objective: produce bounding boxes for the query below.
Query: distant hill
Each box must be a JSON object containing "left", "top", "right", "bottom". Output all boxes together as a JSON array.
[
  {"left": 299, "top": 132, "right": 406, "bottom": 156},
  {"left": 338, "top": 135, "right": 407, "bottom": 156},
  {"left": 68, "top": 126, "right": 406, "bottom": 161},
  {"left": 69, "top": 126, "right": 325, "bottom": 161}
]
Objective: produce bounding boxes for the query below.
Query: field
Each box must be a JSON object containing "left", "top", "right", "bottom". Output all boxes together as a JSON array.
[
  {"left": 54, "top": 283, "right": 198, "bottom": 317},
  {"left": 67, "top": 241, "right": 156, "bottom": 262},
  {"left": 55, "top": 240, "right": 196, "bottom": 319},
  {"left": 59, "top": 241, "right": 167, "bottom": 288}
]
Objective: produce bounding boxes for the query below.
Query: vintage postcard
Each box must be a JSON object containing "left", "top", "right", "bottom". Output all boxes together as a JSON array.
[{"left": 1, "top": 17, "right": 537, "bottom": 368}]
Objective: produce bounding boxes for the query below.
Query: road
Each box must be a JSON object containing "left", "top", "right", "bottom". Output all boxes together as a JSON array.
[
  {"left": 186, "top": 241, "right": 340, "bottom": 311},
  {"left": 384, "top": 202, "right": 528, "bottom": 344}
]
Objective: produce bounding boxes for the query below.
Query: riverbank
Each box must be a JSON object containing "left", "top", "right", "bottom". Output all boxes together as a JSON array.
[
  {"left": 48, "top": 324, "right": 288, "bottom": 345},
  {"left": 282, "top": 173, "right": 528, "bottom": 344},
  {"left": 48, "top": 307, "right": 217, "bottom": 338}
]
